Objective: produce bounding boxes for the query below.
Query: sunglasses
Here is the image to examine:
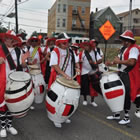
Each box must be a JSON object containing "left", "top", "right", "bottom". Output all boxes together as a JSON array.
[{"left": 31, "top": 40, "right": 38, "bottom": 42}]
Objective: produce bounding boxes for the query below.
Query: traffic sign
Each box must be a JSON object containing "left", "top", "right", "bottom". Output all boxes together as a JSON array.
[{"left": 99, "top": 20, "right": 116, "bottom": 40}]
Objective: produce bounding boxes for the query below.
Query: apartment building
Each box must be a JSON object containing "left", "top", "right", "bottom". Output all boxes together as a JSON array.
[
  {"left": 117, "top": 8, "right": 140, "bottom": 36},
  {"left": 47, "top": 0, "right": 91, "bottom": 37}
]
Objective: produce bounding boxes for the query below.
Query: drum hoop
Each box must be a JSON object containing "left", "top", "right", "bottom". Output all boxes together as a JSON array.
[
  {"left": 56, "top": 77, "right": 80, "bottom": 89},
  {"left": 101, "top": 71, "right": 118, "bottom": 76},
  {"left": 6, "top": 80, "right": 31, "bottom": 94},
  {"left": 8, "top": 72, "right": 31, "bottom": 82}
]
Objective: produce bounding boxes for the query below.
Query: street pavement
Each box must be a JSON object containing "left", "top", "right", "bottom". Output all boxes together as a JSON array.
[{"left": 2, "top": 95, "right": 140, "bottom": 140}]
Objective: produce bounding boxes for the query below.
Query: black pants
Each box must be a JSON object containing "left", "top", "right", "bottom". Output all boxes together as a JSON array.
[
  {"left": 119, "top": 72, "right": 131, "bottom": 110},
  {"left": 134, "top": 96, "right": 140, "bottom": 108}
]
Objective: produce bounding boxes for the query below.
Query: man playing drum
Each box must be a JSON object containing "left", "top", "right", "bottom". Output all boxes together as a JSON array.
[
  {"left": 0, "top": 30, "right": 29, "bottom": 137},
  {"left": 48, "top": 38, "right": 80, "bottom": 128},
  {"left": 78, "top": 41, "right": 102, "bottom": 106},
  {"left": 106, "top": 30, "right": 140, "bottom": 124}
]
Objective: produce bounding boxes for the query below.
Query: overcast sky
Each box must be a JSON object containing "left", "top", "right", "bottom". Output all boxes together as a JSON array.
[{"left": 0, "top": 0, "right": 140, "bottom": 37}]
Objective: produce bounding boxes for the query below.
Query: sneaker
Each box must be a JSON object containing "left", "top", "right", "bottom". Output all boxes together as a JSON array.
[
  {"left": 7, "top": 127, "right": 18, "bottom": 135},
  {"left": 83, "top": 101, "right": 87, "bottom": 106},
  {"left": 65, "top": 119, "right": 71, "bottom": 124},
  {"left": 30, "top": 106, "right": 35, "bottom": 110},
  {"left": 0, "top": 129, "right": 7, "bottom": 138},
  {"left": 53, "top": 122, "right": 62, "bottom": 128},
  {"left": 135, "top": 110, "right": 140, "bottom": 118},
  {"left": 91, "top": 101, "right": 98, "bottom": 107},
  {"left": 106, "top": 115, "right": 120, "bottom": 120},
  {"left": 118, "top": 118, "right": 130, "bottom": 125}
]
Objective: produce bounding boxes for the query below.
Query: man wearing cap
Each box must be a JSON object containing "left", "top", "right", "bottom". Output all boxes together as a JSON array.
[
  {"left": 106, "top": 30, "right": 140, "bottom": 124},
  {"left": 0, "top": 30, "right": 28, "bottom": 137}
]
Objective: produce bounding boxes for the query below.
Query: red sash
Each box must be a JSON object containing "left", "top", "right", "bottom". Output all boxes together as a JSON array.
[
  {"left": 48, "top": 48, "right": 60, "bottom": 90},
  {"left": 124, "top": 44, "right": 140, "bottom": 101},
  {"left": 0, "top": 45, "right": 7, "bottom": 111}
]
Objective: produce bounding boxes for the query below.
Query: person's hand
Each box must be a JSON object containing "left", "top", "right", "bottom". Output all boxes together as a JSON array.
[
  {"left": 22, "top": 52, "right": 30, "bottom": 62},
  {"left": 113, "top": 57, "right": 121, "bottom": 64},
  {"left": 0, "top": 57, "right": 5, "bottom": 64},
  {"left": 32, "top": 58, "right": 38, "bottom": 65},
  {"left": 105, "top": 60, "right": 113, "bottom": 66},
  {"left": 75, "top": 68, "right": 80, "bottom": 75},
  {"left": 63, "top": 73, "right": 71, "bottom": 80}
]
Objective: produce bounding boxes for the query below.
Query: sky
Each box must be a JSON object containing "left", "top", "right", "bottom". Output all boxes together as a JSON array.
[{"left": 0, "top": 0, "right": 140, "bottom": 38}]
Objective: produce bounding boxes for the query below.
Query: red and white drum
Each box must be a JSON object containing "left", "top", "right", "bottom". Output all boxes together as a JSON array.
[
  {"left": 46, "top": 76, "right": 80, "bottom": 125},
  {"left": 100, "top": 72, "right": 125, "bottom": 112},
  {"left": 5, "top": 71, "right": 34, "bottom": 118},
  {"left": 28, "top": 65, "right": 46, "bottom": 104}
]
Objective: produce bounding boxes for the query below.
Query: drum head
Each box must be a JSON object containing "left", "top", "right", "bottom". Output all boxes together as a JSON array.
[
  {"left": 30, "top": 70, "right": 41, "bottom": 75},
  {"left": 28, "top": 65, "right": 39, "bottom": 69},
  {"left": 56, "top": 77, "right": 80, "bottom": 89},
  {"left": 9, "top": 71, "right": 31, "bottom": 82}
]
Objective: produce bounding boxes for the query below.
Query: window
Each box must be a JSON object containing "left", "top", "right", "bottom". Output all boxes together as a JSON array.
[
  {"left": 72, "top": 19, "right": 76, "bottom": 27},
  {"left": 63, "top": 4, "right": 66, "bottom": 12},
  {"left": 81, "top": 7, "right": 85, "bottom": 14},
  {"left": 135, "top": 10, "right": 138, "bottom": 15},
  {"left": 62, "top": 19, "right": 66, "bottom": 27},
  {"left": 133, "top": 18, "right": 140, "bottom": 23},
  {"left": 58, "top": 4, "right": 61, "bottom": 12},
  {"left": 57, "top": 18, "right": 60, "bottom": 27},
  {"left": 73, "top": 6, "right": 77, "bottom": 14}
]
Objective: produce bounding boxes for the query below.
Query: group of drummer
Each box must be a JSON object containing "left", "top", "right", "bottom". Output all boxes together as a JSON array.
[{"left": 0, "top": 30, "right": 140, "bottom": 137}]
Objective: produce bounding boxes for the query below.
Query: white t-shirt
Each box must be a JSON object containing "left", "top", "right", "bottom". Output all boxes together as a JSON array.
[
  {"left": 6, "top": 48, "right": 22, "bottom": 81},
  {"left": 50, "top": 47, "right": 78, "bottom": 77},
  {"left": 81, "top": 50, "right": 101, "bottom": 75},
  {"left": 118, "top": 46, "right": 139, "bottom": 72},
  {"left": 95, "top": 47, "right": 104, "bottom": 57}
]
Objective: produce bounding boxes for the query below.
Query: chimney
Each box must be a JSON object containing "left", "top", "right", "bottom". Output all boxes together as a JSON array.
[{"left": 95, "top": 8, "right": 98, "bottom": 12}]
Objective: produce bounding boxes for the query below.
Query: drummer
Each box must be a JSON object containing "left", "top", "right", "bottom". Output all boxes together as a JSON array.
[
  {"left": 0, "top": 30, "right": 29, "bottom": 137},
  {"left": 78, "top": 41, "right": 102, "bottom": 106},
  {"left": 106, "top": 30, "right": 140, "bottom": 124},
  {"left": 48, "top": 37, "right": 80, "bottom": 128}
]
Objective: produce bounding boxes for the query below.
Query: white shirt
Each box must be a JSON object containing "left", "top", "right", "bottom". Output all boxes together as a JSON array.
[
  {"left": 81, "top": 50, "right": 101, "bottom": 75},
  {"left": 118, "top": 46, "right": 139, "bottom": 72},
  {"left": 6, "top": 48, "right": 22, "bottom": 82},
  {"left": 50, "top": 47, "right": 78, "bottom": 77}
]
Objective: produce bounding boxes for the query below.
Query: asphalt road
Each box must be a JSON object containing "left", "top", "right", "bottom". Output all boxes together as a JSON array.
[{"left": 2, "top": 95, "right": 140, "bottom": 140}]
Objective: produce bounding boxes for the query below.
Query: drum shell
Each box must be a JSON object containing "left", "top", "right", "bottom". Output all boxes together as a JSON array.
[
  {"left": 5, "top": 72, "right": 34, "bottom": 118},
  {"left": 31, "top": 73, "right": 46, "bottom": 104},
  {"left": 46, "top": 80, "right": 80, "bottom": 124},
  {"left": 100, "top": 72, "right": 125, "bottom": 112}
]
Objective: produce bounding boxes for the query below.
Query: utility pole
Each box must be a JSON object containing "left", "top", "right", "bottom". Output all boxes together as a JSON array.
[
  {"left": 15, "top": 0, "right": 18, "bottom": 34},
  {"left": 128, "top": 0, "right": 132, "bottom": 30}
]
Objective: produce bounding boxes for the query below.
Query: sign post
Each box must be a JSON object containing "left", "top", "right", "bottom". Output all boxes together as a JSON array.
[{"left": 99, "top": 20, "right": 116, "bottom": 63}]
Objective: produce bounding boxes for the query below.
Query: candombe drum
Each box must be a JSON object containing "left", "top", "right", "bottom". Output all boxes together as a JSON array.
[
  {"left": 28, "top": 64, "right": 46, "bottom": 104},
  {"left": 100, "top": 71, "right": 125, "bottom": 112},
  {"left": 46, "top": 76, "right": 80, "bottom": 126},
  {"left": 5, "top": 71, "right": 34, "bottom": 118}
]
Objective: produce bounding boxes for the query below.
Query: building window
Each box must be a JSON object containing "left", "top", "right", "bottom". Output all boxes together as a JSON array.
[
  {"left": 62, "top": 19, "right": 66, "bottom": 27},
  {"left": 133, "top": 18, "right": 140, "bottom": 23},
  {"left": 81, "top": 7, "right": 85, "bottom": 14},
  {"left": 58, "top": 4, "right": 61, "bottom": 12},
  {"left": 135, "top": 10, "right": 138, "bottom": 15},
  {"left": 72, "top": 19, "right": 76, "bottom": 27},
  {"left": 105, "top": 15, "right": 111, "bottom": 20},
  {"left": 119, "top": 17, "right": 123, "bottom": 20},
  {"left": 73, "top": 6, "right": 78, "bottom": 14},
  {"left": 57, "top": 18, "right": 60, "bottom": 27},
  {"left": 63, "top": 4, "right": 66, "bottom": 12}
]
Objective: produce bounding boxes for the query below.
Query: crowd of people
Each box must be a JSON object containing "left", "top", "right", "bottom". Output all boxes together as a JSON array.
[{"left": 0, "top": 30, "right": 140, "bottom": 137}]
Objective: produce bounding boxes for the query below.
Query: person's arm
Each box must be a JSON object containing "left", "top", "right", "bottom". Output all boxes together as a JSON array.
[{"left": 52, "top": 65, "right": 71, "bottom": 79}]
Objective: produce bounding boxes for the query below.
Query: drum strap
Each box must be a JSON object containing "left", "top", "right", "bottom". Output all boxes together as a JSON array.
[
  {"left": 61, "top": 48, "right": 70, "bottom": 72},
  {"left": 85, "top": 50, "right": 97, "bottom": 70},
  {"left": 1, "top": 43, "right": 16, "bottom": 70},
  {"left": 31, "top": 46, "right": 39, "bottom": 59},
  {"left": 6, "top": 80, "right": 31, "bottom": 94}
]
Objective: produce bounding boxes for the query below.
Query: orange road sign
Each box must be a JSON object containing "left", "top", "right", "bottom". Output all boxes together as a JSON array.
[{"left": 99, "top": 20, "right": 116, "bottom": 40}]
